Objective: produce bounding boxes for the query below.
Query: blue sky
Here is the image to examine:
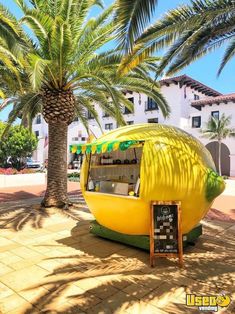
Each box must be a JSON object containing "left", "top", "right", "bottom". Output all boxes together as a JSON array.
[{"left": 1, "top": 0, "right": 235, "bottom": 121}]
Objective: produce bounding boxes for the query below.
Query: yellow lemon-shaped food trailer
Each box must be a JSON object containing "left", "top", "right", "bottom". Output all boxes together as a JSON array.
[{"left": 71, "top": 124, "right": 225, "bottom": 236}]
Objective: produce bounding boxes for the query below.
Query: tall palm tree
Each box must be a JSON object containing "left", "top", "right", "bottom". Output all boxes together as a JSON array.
[
  {"left": 116, "top": 0, "right": 235, "bottom": 76},
  {"left": 202, "top": 114, "right": 235, "bottom": 176},
  {"left": 0, "top": 0, "right": 169, "bottom": 208}
]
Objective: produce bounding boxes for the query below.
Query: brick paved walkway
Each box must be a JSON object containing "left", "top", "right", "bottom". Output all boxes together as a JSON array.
[{"left": 0, "top": 198, "right": 234, "bottom": 313}]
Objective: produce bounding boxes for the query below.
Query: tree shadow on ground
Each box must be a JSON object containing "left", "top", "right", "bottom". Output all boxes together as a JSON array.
[
  {"left": 20, "top": 220, "right": 235, "bottom": 314},
  {"left": 0, "top": 205, "right": 50, "bottom": 231},
  {"left": 0, "top": 202, "right": 87, "bottom": 231}
]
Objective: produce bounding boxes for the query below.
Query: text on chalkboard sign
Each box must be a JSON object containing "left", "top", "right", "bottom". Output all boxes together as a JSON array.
[{"left": 153, "top": 204, "right": 179, "bottom": 253}]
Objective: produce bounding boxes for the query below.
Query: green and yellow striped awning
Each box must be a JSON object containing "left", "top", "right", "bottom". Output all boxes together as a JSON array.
[{"left": 70, "top": 140, "right": 143, "bottom": 154}]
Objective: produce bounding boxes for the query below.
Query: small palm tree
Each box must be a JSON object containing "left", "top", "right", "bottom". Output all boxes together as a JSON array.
[
  {"left": 202, "top": 114, "right": 235, "bottom": 176},
  {"left": 0, "top": 0, "right": 169, "bottom": 208}
]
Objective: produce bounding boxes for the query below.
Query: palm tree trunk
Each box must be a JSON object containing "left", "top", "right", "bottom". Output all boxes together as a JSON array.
[
  {"left": 42, "top": 122, "right": 68, "bottom": 208},
  {"left": 218, "top": 140, "right": 222, "bottom": 176}
]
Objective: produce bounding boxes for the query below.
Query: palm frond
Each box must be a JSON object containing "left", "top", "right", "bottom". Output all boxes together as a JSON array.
[
  {"left": 77, "top": 96, "right": 103, "bottom": 131},
  {"left": 0, "top": 3, "right": 25, "bottom": 49},
  {"left": 27, "top": 54, "right": 51, "bottom": 90},
  {"left": 218, "top": 37, "right": 235, "bottom": 75},
  {"left": 74, "top": 101, "right": 89, "bottom": 133},
  {"left": 0, "top": 89, "right": 5, "bottom": 99},
  {"left": 118, "top": 0, "right": 235, "bottom": 76},
  {"left": 114, "top": 0, "right": 158, "bottom": 51}
]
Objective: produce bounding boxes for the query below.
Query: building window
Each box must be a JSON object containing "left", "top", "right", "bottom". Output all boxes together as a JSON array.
[
  {"left": 194, "top": 94, "right": 200, "bottom": 100},
  {"left": 127, "top": 121, "right": 134, "bottom": 125},
  {"left": 123, "top": 97, "right": 134, "bottom": 114},
  {"left": 35, "top": 115, "right": 41, "bottom": 124},
  {"left": 192, "top": 116, "right": 201, "bottom": 128},
  {"left": 124, "top": 107, "right": 132, "bottom": 114},
  {"left": 103, "top": 111, "right": 110, "bottom": 118},
  {"left": 35, "top": 131, "right": 40, "bottom": 137},
  {"left": 73, "top": 117, "right": 79, "bottom": 122},
  {"left": 72, "top": 137, "right": 79, "bottom": 141},
  {"left": 105, "top": 123, "right": 113, "bottom": 130},
  {"left": 148, "top": 118, "right": 158, "bottom": 123},
  {"left": 81, "top": 137, "right": 86, "bottom": 141},
  {"left": 211, "top": 111, "right": 219, "bottom": 119},
  {"left": 146, "top": 97, "right": 158, "bottom": 111},
  {"left": 87, "top": 111, "right": 94, "bottom": 119}
]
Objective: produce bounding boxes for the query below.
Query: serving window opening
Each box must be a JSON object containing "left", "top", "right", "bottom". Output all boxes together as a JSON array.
[{"left": 86, "top": 144, "right": 144, "bottom": 197}]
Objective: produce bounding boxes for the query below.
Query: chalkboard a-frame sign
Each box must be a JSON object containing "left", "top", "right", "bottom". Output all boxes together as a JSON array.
[{"left": 150, "top": 201, "right": 183, "bottom": 267}]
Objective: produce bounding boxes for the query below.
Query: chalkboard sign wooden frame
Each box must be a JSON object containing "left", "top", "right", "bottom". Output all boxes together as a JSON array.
[{"left": 150, "top": 201, "right": 183, "bottom": 267}]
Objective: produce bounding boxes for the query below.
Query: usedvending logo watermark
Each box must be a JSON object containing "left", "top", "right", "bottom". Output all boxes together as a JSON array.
[{"left": 186, "top": 293, "right": 231, "bottom": 312}]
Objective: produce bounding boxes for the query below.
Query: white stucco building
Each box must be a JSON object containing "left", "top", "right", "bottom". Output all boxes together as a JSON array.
[
  {"left": 190, "top": 93, "right": 235, "bottom": 176},
  {"left": 32, "top": 74, "right": 235, "bottom": 176}
]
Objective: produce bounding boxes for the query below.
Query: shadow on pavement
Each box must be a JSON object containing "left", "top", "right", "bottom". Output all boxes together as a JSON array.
[
  {"left": 0, "top": 202, "right": 86, "bottom": 231},
  {"left": 19, "top": 220, "right": 235, "bottom": 314}
]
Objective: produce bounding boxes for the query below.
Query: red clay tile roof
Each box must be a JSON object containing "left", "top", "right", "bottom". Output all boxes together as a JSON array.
[
  {"left": 160, "top": 74, "right": 221, "bottom": 97},
  {"left": 192, "top": 93, "right": 235, "bottom": 106}
]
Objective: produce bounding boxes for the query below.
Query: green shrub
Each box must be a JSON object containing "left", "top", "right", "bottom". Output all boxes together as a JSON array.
[
  {"left": 67, "top": 172, "right": 80, "bottom": 178},
  {"left": 68, "top": 172, "right": 80, "bottom": 181}
]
